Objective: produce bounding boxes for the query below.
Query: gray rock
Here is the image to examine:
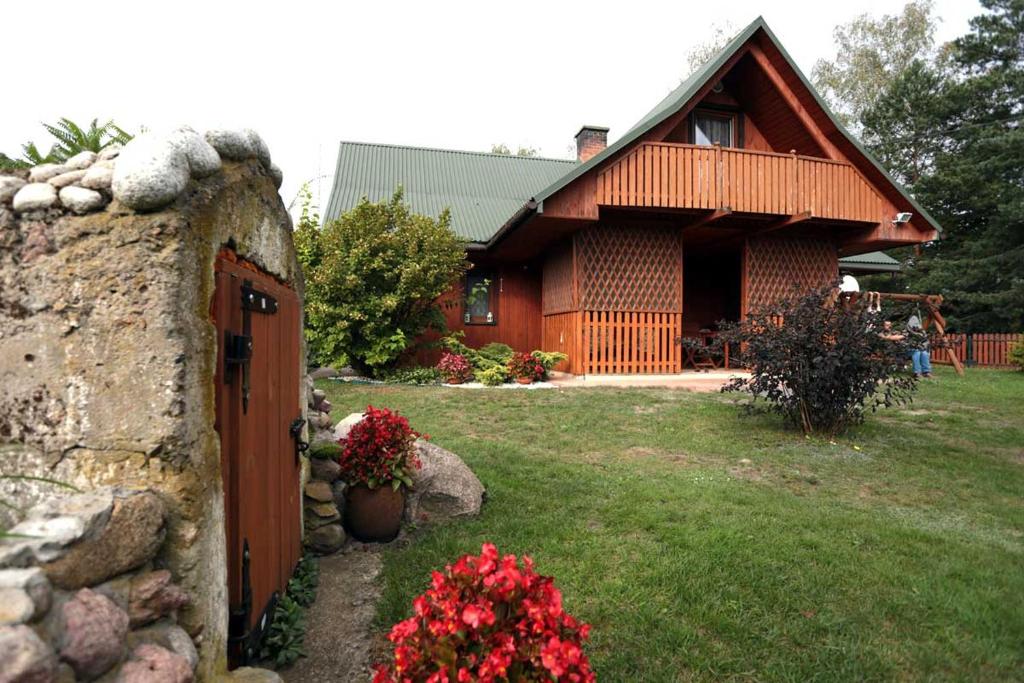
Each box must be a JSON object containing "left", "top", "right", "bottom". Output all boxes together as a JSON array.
[
  {"left": 79, "top": 164, "right": 113, "bottom": 190},
  {"left": 244, "top": 129, "right": 272, "bottom": 169},
  {"left": 268, "top": 163, "right": 283, "bottom": 189},
  {"left": 0, "top": 624, "right": 58, "bottom": 683},
  {"left": 405, "top": 441, "right": 484, "bottom": 524},
  {"left": 63, "top": 151, "right": 97, "bottom": 171},
  {"left": 128, "top": 570, "right": 190, "bottom": 627},
  {"left": 0, "top": 588, "right": 36, "bottom": 625},
  {"left": 304, "top": 481, "right": 334, "bottom": 503},
  {"left": 309, "top": 457, "right": 341, "bottom": 483},
  {"left": 116, "top": 643, "right": 193, "bottom": 683},
  {"left": 111, "top": 133, "right": 190, "bottom": 211},
  {"left": 58, "top": 588, "right": 129, "bottom": 679},
  {"left": 97, "top": 145, "right": 122, "bottom": 161},
  {"left": 126, "top": 623, "right": 197, "bottom": 672},
  {"left": 28, "top": 164, "right": 70, "bottom": 183},
  {"left": 12, "top": 183, "right": 58, "bottom": 212},
  {"left": 42, "top": 490, "right": 166, "bottom": 589},
  {"left": 216, "top": 666, "right": 282, "bottom": 683},
  {"left": 47, "top": 170, "right": 87, "bottom": 189},
  {"left": 0, "top": 568, "right": 51, "bottom": 622},
  {"left": 308, "top": 367, "right": 339, "bottom": 380},
  {"left": 1, "top": 515, "right": 90, "bottom": 567},
  {"left": 305, "top": 524, "right": 345, "bottom": 555},
  {"left": 331, "top": 480, "right": 346, "bottom": 514},
  {"left": 203, "top": 130, "right": 254, "bottom": 161},
  {"left": 333, "top": 412, "right": 364, "bottom": 442},
  {"left": 312, "top": 389, "right": 326, "bottom": 403},
  {"left": 0, "top": 176, "right": 27, "bottom": 203},
  {"left": 167, "top": 126, "right": 221, "bottom": 178},
  {"left": 58, "top": 186, "right": 106, "bottom": 214}
]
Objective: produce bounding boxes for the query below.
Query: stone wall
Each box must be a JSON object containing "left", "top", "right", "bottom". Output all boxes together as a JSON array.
[{"left": 0, "top": 127, "right": 303, "bottom": 681}]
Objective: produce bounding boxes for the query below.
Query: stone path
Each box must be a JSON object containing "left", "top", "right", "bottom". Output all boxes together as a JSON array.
[{"left": 281, "top": 547, "right": 383, "bottom": 683}]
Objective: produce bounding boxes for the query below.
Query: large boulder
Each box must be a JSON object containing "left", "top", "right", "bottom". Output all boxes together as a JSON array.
[
  {"left": 405, "top": 441, "right": 484, "bottom": 524},
  {"left": 42, "top": 490, "right": 166, "bottom": 589},
  {"left": 332, "top": 412, "right": 364, "bottom": 442}
]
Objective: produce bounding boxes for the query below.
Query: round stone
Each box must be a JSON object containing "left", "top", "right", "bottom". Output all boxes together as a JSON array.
[
  {"left": 0, "top": 176, "right": 27, "bottom": 203},
  {"left": 12, "top": 183, "right": 58, "bottom": 212},
  {"left": 80, "top": 164, "right": 114, "bottom": 190},
  {"left": 28, "top": 164, "right": 70, "bottom": 183},
  {"left": 48, "top": 169, "right": 87, "bottom": 189},
  {"left": 111, "top": 134, "right": 190, "bottom": 211},
  {"left": 204, "top": 129, "right": 255, "bottom": 161},
  {"left": 64, "top": 151, "right": 98, "bottom": 170},
  {"left": 59, "top": 186, "right": 106, "bottom": 214}
]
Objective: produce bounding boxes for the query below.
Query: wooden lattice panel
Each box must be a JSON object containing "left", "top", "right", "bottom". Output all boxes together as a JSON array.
[
  {"left": 744, "top": 236, "right": 838, "bottom": 311},
  {"left": 577, "top": 225, "right": 682, "bottom": 312},
  {"left": 542, "top": 241, "right": 575, "bottom": 314}
]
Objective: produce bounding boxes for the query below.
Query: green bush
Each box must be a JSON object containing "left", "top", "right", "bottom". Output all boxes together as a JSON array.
[
  {"left": 379, "top": 366, "right": 442, "bottom": 385},
  {"left": 530, "top": 350, "right": 568, "bottom": 376},
  {"left": 297, "top": 188, "right": 468, "bottom": 375},
  {"left": 475, "top": 365, "right": 509, "bottom": 386},
  {"left": 1009, "top": 339, "right": 1024, "bottom": 371},
  {"left": 259, "top": 554, "right": 319, "bottom": 669},
  {"left": 308, "top": 442, "right": 341, "bottom": 460},
  {"left": 477, "top": 343, "right": 515, "bottom": 365}
]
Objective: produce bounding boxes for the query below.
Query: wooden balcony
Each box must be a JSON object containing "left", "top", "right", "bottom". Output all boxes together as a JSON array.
[{"left": 596, "top": 142, "right": 883, "bottom": 224}]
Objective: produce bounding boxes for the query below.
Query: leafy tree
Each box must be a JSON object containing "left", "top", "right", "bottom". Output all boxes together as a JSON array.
[
  {"left": 812, "top": 1, "right": 939, "bottom": 132},
  {"left": 490, "top": 143, "right": 539, "bottom": 157},
  {"left": 685, "top": 22, "right": 737, "bottom": 73},
  {"left": 859, "top": 0, "right": 1024, "bottom": 332},
  {"left": 0, "top": 118, "right": 133, "bottom": 170},
  {"left": 721, "top": 286, "right": 918, "bottom": 436},
  {"left": 299, "top": 188, "right": 468, "bottom": 374}
]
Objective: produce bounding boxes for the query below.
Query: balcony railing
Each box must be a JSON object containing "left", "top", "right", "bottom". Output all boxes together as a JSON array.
[{"left": 596, "top": 142, "right": 883, "bottom": 224}]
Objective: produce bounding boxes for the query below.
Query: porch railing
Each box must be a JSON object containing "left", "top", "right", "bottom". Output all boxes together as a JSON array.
[{"left": 595, "top": 142, "right": 883, "bottom": 224}]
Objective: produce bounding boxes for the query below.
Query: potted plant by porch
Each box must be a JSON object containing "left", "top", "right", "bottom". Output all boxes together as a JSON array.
[
  {"left": 508, "top": 351, "right": 544, "bottom": 384},
  {"left": 338, "top": 406, "right": 423, "bottom": 542},
  {"left": 437, "top": 351, "right": 472, "bottom": 384}
]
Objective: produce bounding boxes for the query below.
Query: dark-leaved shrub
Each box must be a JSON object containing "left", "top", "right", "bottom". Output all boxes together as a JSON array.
[{"left": 720, "top": 285, "right": 917, "bottom": 435}]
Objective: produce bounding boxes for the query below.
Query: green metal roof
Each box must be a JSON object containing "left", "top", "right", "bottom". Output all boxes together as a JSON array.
[
  {"left": 323, "top": 142, "right": 576, "bottom": 243},
  {"left": 838, "top": 251, "right": 901, "bottom": 273}
]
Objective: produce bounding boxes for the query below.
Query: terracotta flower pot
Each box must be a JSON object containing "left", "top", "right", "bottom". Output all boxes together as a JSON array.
[
  {"left": 515, "top": 376, "right": 533, "bottom": 385},
  {"left": 344, "top": 483, "right": 405, "bottom": 542},
  {"left": 446, "top": 376, "right": 463, "bottom": 385}
]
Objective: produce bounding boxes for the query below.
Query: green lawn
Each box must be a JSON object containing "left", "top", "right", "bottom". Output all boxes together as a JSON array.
[{"left": 318, "top": 369, "right": 1024, "bottom": 681}]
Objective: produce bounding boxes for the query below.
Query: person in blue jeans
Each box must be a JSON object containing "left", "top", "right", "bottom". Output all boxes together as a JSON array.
[{"left": 907, "top": 314, "right": 932, "bottom": 378}]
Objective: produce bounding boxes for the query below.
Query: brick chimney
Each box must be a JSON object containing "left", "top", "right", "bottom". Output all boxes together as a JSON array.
[{"left": 575, "top": 125, "right": 609, "bottom": 162}]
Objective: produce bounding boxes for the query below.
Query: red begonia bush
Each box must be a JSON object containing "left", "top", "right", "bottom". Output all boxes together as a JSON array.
[
  {"left": 339, "top": 406, "right": 424, "bottom": 490},
  {"left": 437, "top": 352, "right": 473, "bottom": 383},
  {"left": 507, "top": 352, "right": 544, "bottom": 381},
  {"left": 373, "top": 543, "right": 595, "bottom": 682}
]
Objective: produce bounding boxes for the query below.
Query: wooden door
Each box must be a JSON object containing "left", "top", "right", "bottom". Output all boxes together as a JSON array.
[{"left": 212, "top": 255, "right": 303, "bottom": 667}]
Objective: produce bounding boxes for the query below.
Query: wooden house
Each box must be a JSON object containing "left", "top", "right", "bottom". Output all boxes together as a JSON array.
[{"left": 324, "top": 17, "right": 939, "bottom": 375}]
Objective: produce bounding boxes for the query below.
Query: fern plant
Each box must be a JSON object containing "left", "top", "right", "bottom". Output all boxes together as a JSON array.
[{"left": 3, "top": 118, "right": 134, "bottom": 168}]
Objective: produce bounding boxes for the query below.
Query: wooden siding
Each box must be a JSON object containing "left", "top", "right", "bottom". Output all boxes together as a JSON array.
[
  {"left": 541, "top": 311, "right": 577, "bottom": 373},
  {"left": 542, "top": 240, "right": 575, "bottom": 314},
  {"left": 440, "top": 265, "right": 542, "bottom": 352},
  {"left": 596, "top": 142, "right": 882, "bottom": 223},
  {"left": 580, "top": 311, "right": 681, "bottom": 374},
  {"left": 742, "top": 236, "right": 838, "bottom": 316}
]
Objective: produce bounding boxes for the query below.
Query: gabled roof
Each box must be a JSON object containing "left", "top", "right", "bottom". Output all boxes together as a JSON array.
[
  {"left": 323, "top": 142, "right": 575, "bottom": 243},
  {"left": 838, "top": 251, "right": 901, "bottom": 273},
  {"left": 530, "top": 16, "right": 940, "bottom": 236},
  {"left": 324, "top": 16, "right": 940, "bottom": 247}
]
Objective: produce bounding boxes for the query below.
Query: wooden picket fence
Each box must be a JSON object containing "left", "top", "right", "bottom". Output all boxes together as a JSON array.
[{"left": 930, "top": 333, "right": 1021, "bottom": 368}]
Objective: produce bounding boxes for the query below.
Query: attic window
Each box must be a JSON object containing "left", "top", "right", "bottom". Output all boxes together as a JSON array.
[{"left": 693, "top": 111, "right": 734, "bottom": 147}]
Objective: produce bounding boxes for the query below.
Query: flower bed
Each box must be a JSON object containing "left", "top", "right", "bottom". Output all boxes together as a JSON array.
[{"left": 374, "top": 542, "right": 595, "bottom": 682}]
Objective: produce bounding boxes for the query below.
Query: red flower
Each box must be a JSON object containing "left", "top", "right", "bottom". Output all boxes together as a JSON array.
[
  {"left": 437, "top": 351, "right": 473, "bottom": 382},
  {"left": 338, "top": 406, "right": 424, "bottom": 489},
  {"left": 374, "top": 543, "right": 595, "bottom": 682},
  {"left": 508, "top": 352, "right": 545, "bottom": 381}
]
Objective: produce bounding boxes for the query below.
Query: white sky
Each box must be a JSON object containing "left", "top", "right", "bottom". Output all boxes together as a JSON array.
[{"left": 3, "top": 0, "right": 979, "bottom": 215}]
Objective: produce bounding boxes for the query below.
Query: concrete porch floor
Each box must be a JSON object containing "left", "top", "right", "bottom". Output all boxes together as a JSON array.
[{"left": 549, "top": 370, "right": 750, "bottom": 392}]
